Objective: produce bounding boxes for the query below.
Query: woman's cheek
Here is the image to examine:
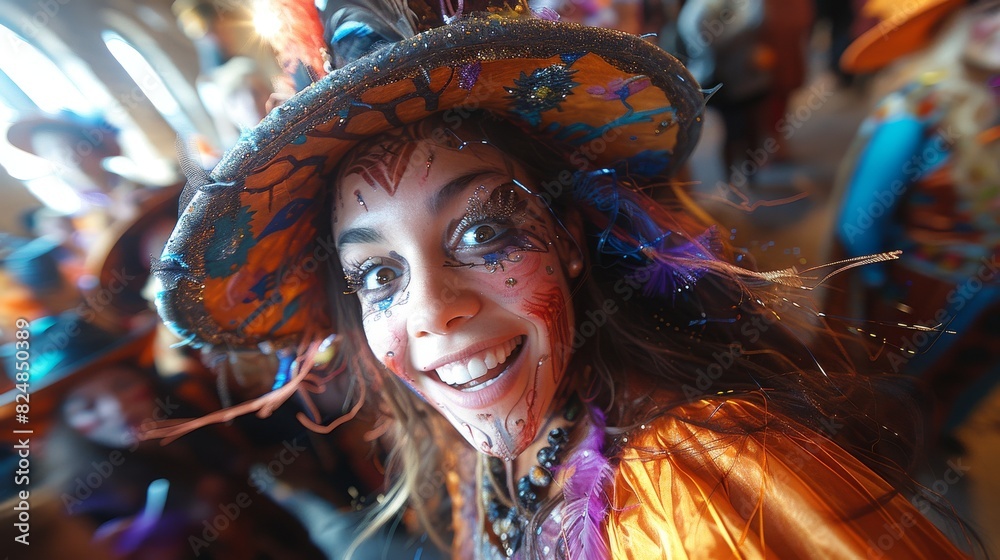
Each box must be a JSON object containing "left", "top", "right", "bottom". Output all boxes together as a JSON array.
[
  {"left": 489, "top": 250, "right": 558, "bottom": 301},
  {"left": 362, "top": 314, "right": 409, "bottom": 380}
]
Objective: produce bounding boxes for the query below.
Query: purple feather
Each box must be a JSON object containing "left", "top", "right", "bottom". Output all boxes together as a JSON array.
[
  {"left": 639, "top": 226, "right": 721, "bottom": 297},
  {"left": 532, "top": 7, "right": 560, "bottom": 21},
  {"left": 557, "top": 406, "right": 612, "bottom": 560}
]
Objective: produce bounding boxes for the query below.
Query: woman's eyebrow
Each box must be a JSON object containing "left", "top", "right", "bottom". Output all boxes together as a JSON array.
[
  {"left": 336, "top": 227, "right": 384, "bottom": 249},
  {"left": 428, "top": 169, "right": 503, "bottom": 213}
]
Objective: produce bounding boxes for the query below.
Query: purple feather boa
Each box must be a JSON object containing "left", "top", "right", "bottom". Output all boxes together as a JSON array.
[{"left": 556, "top": 406, "right": 612, "bottom": 560}]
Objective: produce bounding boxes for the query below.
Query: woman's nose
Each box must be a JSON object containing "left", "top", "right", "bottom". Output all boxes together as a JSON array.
[{"left": 406, "top": 265, "right": 482, "bottom": 337}]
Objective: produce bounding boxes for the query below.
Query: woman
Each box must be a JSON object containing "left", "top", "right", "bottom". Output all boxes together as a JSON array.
[{"left": 153, "top": 1, "right": 972, "bottom": 557}]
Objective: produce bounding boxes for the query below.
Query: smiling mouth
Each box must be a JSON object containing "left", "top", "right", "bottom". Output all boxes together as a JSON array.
[{"left": 434, "top": 336, "right": 525, "bottom": 391}]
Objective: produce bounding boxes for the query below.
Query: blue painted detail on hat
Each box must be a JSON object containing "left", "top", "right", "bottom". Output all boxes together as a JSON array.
[
  {"left": 205, "top": 205, "right": 257, "bottom": 279},
  {"left": 559, "top": 52, "right": 586, "bottom": 66},
  {"left": 244, "top": 271, "right": 278, "bottom": 303},
  {"left": 617, "top": 150, "right": 671, "bottom": 177},
  {"left": 259, "top": 198, "right": 311, "bottom": 239},
  {"left": 282, "top": 292, "right": 303, "bottom": 322},
  {"left": 262, "top": 291, "right": 303, "bottom": 338},
  {"left": 551, "top": 104, "right": 673, "bottom": 145},
  {"left": 504, "top": 64, "right": 578, "bottom": 127},
  {"left": 291, "top": 134, "right": 308, "bottom": 145}
]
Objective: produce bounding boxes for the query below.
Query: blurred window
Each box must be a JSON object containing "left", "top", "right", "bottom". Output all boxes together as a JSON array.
[
  {"left": 102, "top": 30, "right": 197, "bottom": 139},
  {"left": 0, "top": 25, "right": 91, "bottom": 214},
  {"left": 0, "top": 25, "right": 93, "bottom": 115}
]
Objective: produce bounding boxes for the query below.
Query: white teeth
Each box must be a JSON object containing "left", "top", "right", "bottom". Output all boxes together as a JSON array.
[
  {"left": 456, "top": 365, "right": 473, "bottom": 384},
  {"left": 468, "top": 358, "right": 487, "bottom": 378},
  {"left": 434, "top": 336, "right": 522, "bottom": 387}
]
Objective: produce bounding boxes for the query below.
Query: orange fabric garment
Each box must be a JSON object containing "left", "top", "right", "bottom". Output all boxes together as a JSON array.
[{"left": 607, "top": 398, "right": 968, "bottom": 559}]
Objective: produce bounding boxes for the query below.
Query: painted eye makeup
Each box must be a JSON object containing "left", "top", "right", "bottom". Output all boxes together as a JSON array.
[
  {"left": 445, "top": 184, "right": 550, "bottom": 273},
  {"left": 343, "top": 254, "right": 408, "bottom": 313}
]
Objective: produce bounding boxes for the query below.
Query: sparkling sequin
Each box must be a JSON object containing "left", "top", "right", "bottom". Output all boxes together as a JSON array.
[
  {"left": 354, "top": 189, "right": 368, "bottom": 212},
  {"left": 458, "top": 61, "right": 482, "bottom": 90}
]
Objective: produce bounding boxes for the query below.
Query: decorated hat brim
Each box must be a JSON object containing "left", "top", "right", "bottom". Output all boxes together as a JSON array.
[
  {"left": 840, "top": 0, "right": 964, "bottom": 73},
  {"left": 156, "top": 15, "right": 705, "bottom": 350}
]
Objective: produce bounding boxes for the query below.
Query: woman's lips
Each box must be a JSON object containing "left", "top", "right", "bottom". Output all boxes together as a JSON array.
[{"left": 426, "top": 339, "right": 531, "bottom": 410}]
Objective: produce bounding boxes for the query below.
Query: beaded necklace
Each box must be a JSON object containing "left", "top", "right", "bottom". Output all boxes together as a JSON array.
[{"left": 482, "top": 400, "right": 581, "bottom": 557}]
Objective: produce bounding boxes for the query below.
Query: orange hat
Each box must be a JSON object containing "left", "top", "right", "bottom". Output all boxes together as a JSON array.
[
  {"left": 841, "top": 0, "right": 966, "bottom": 73},
  {"left": 154, "top": 0, "right": 705, "bottom": 350}
]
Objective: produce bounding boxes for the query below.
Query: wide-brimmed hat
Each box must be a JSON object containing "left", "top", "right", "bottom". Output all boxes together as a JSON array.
[
  {"left": 841, "top": 0, "right": 966, "bottom": 73},
  {"left": 0, "top": 313, "right": 156, "bottom": 442},
  {"left": 6, "top": 110, "right": 120, "bottom": 157},
  {"left": 155, "top": 1, "right": 705, "bottom": 351}
]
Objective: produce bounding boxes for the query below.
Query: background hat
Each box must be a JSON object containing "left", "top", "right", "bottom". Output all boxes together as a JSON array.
[
  {"left": 0, "top": 313, "right": 156, "bottom": 442},
  {"left": 82, "top": 184, "right": 183, "bottom": 322},
  {"left": 6, "top": 110, "right": 120, "bottom": 157},
  {"left": 0, "top": 236, "right": 67, "bottom": 295},
  {"left": 840, "top": 0, "right": 966, "bottom": 73},
  {"left": 156, "top": 2, "right": 705, "bottom": 350}
]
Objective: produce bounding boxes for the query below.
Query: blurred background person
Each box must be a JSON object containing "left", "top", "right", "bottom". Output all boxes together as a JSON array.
[
  {"left": 678, "top": 0, "right": 771, "bottom": 183},
  {"left": 173, "top": 0, "right": 276, "bottom": 154},
  {"left": 829, "top": 1, "right": 1000, "bottom": 554},
  {"left": 832, "top": 0, "right": 1000, "bottom": 440},
  {"left": 1, "top": 312, "right": 327, "bottom": 559},
  {"left": 6, "top": 112, "right": 152, "bottom": 228}
]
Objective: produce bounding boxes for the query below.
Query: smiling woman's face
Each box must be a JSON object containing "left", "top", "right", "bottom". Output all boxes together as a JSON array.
[{"left": 332, "top": 127, "right": 579, "bottom": 458}]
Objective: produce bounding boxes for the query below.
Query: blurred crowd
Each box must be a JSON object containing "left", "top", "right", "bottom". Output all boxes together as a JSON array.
[{"left": 0, "top": 0, "right": 998, "bottom": 558}]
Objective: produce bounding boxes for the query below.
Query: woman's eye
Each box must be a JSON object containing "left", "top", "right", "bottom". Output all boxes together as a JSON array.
[
  {"left": 462, "top": 224, "right": 504, "bottom": 245},
  {"left": 363, "top": 265, "right": 400, "bottom": 290}
]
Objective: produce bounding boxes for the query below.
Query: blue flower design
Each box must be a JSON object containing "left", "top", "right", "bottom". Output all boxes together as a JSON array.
[{"left": 505, "top": 64, "right": 578, "bottom": 126}]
